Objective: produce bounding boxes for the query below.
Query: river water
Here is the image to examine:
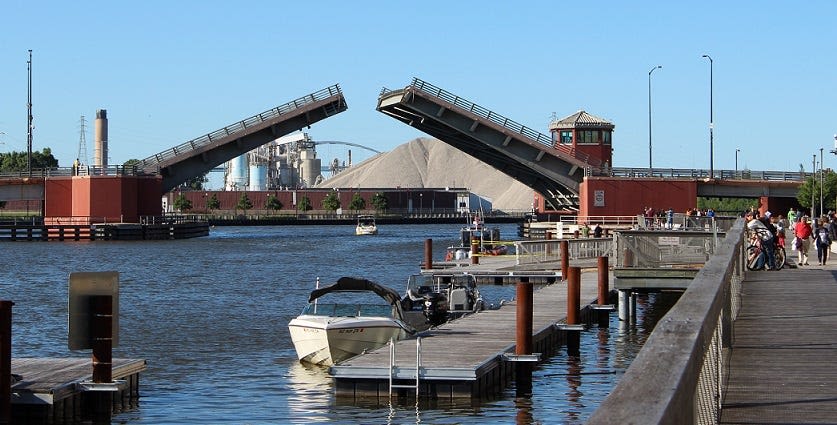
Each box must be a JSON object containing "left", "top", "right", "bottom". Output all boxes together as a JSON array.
[{"left": 1, "top": 224, "right": 678, "bottom": 424}]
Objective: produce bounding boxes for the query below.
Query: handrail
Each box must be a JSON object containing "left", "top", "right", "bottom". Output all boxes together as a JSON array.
[
  {"left": 404, "top": 78, "right": 601, "bottom": 168},
  {"left": 587, "top": 218, "right": 746, "bottom": 424},
  {"left": 139, "top": 84, "right": 343, "bottom": 170},
  {"left": 609, "top": 166, "right": 811, "bottom": 182}
]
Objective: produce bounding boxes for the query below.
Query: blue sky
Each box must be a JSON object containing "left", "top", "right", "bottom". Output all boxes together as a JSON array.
[{"left": 2, "top": 1, "right": 836, "bottom": 184}]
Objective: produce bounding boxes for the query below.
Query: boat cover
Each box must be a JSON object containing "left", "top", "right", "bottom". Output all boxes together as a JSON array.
[{"left": 308, "top": 277, "right": 402, "bottom": 307}]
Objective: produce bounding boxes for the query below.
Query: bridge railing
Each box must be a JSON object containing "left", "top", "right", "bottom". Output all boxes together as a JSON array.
[
  {"left": 397, "top": 77, "right": 601, "bottom": 168},
  {"left": 139, "top": 84, "right": 344, "bottom": 171},
  {"left": 609, "top": 166, "right": 810, "bottom": 181},
  {"left": 587, "top": 218, "right": 746, "bottom": 424}
]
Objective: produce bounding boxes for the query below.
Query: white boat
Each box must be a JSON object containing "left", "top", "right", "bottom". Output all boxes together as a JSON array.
[
  {"left": 288, "top": 277, "right": 414, "bottom": 366},
  {"left": 355, "top": 215, "right": 378, "bottom": 235}
]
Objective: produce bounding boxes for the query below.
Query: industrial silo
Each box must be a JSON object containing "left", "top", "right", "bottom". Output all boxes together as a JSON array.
[
  {"left": 225, "top": 154, "right": 248, "bottom": 191},
  {"left": 299, "top": 148, "right": 321, "bottom": 188},
  {"left": 249, "top": 162, "right": 268, "bottom": 191}
]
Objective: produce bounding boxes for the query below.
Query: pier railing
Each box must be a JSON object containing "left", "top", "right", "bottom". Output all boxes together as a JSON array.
[
  {"left": 587, "top": 218, "right": 746, "bottom": 424},
  {"left": 515, "top": 237, "right": 613, "bottom": 265}
]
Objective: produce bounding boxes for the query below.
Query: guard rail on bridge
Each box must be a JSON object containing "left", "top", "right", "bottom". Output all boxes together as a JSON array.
[
  {"left": 587, "top": 218, "right": 746, "bottom": 424},
  {"left": 610, "top": 166, "right": 810, "bottom": 182},
  {"left": 139, "top": 84, "right": 347, "bottom": 192}
]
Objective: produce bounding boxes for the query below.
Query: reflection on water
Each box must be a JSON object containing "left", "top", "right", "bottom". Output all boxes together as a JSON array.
[{"left": 0, "top": 224, "right": 680, "bottom": 424}]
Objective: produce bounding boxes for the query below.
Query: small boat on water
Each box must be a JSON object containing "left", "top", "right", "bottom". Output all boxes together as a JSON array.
[
  {"left": 444, "top": 213, "right": 507, "bottom": 261},
  {"left": 355, "top": 215, "right": 378, "bottom": 235},
  {"left": 288, "top": 277, "right": 414, "bottom": 366},
  {"left": 402, "top": 273, "right": 485, "bottom": 326}
]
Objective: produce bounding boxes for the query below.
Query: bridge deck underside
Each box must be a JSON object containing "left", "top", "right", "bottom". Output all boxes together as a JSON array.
[
  {"left": 377, "top": 90, "right": 585, "bottom": 209},
  {"left": 145, "top": 94, "right": 346, "bottom": 193}
]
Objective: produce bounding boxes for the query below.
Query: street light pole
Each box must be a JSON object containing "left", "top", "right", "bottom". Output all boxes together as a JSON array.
[
  {"left": 648, "top": 65, "right": 662, "bottom": 169},
  {"left": 820, "top": 147, "right": 824, "bottom": 217},
  {"left": 702, "top": 54, "right": 714, "bottom": 179},
  {"left": 735, "top": 148, "right": 740, "bottom": 174},
  {"left": 27, "top": 49, "right": 33, "bottom": 178},
  {"left": 813, "top": 154, "right": 817, "bottom": 218}
]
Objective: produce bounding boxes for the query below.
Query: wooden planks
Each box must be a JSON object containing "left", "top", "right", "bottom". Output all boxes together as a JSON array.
[
  {"left": 11, "top": 358, "right": 147, "bottom": 404},
  {"left": 720, "top": 267, "right": 837, "bottom": 423},
  {"left": 332, "top": 268, "right": 604, "bottom": 389}
]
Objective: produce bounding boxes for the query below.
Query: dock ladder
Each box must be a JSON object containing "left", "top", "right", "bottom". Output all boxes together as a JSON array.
[{"left": 388, "top": 337, "right": 422, "bottom": 399}]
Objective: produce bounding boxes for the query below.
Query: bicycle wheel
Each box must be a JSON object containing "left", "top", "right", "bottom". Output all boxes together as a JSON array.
[
  {"left": 746, "top": 245, "right": 763, "bottom": 271},
  {"left": 775, "top": 246, "right": 786, "bottom": 269}
]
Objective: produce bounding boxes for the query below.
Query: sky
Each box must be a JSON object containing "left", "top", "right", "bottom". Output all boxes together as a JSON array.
[{"left": 1, "top": 1, "right": 836, "bottom": 188}]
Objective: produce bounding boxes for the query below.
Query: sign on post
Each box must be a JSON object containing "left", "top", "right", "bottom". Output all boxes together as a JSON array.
[{"left": 68, "top": 271, "right": 119, "bottom": 350}]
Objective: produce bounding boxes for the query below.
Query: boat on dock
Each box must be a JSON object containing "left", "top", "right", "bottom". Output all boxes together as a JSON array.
[
  {"left": 444, "top": 214, "right": 507, "bottom": 261},
  {"left": 402, "top": 273, "right": 485, "bottom": 326},
  {"left": 288, "top": 277, "right": 415, "bottom": 366},
  {"left": 355, "top": 215, "right": 378, "bottom": 235}
]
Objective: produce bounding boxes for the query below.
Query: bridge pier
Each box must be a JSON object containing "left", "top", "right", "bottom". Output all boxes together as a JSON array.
[{"left": 617, "top": 290, "right": 637, "bottom": 322}]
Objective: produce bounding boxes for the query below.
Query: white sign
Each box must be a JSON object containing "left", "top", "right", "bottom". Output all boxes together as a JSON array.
[
  {"left": 594, "top": 190, "right": 605, "bottom": 207},
  {"left": 659, "top": 236, "right": 681, "bottom": 246}
]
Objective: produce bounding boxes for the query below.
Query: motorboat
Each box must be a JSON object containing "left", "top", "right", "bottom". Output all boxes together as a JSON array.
[
  {"left": 443, "top": 213, "right": 507, "bottom": 261},
  {"left": 402, "top": 273, "right": 485, "bottom": 326},
  {"left": 355, "top": 215, "right": 378, "bottom": 235},
  {"left": 288, "top": 277, "right": 414, "bottom": 366}
]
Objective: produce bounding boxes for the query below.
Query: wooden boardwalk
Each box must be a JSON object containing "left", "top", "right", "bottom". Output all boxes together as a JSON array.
[
  {"left": 331, "top": 267, "right": 606, "bottom": 399},
  {"left": 720, "top": 264, "right": 837, "bottom": 423}
]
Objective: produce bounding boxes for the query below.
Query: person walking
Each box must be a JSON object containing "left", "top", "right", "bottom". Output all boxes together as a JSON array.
[
  {"left": 787, "top": 207, "right": 797, "bottom": 226},
  {"left": 816, "top": 217, "right": 833, "bottom": 265},
  {"left": 794, "top": 216, "right": 813, "bottom": 266}
]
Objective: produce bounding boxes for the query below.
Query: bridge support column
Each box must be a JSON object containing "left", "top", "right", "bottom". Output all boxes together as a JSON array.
[
  {"left": 629, "top": 292, "right": 637, "bottom": 323},
  {"left": 618, "top": 290, "right": 630, "bottom": 322}
]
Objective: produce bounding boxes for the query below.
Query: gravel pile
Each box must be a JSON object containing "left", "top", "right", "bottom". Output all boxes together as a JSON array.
[{"left": 316, "top": 137, "right": 533, "bottom": 212}]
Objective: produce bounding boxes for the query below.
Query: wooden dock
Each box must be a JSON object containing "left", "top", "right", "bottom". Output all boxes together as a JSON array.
[
  {"left": 720, "top": 265, "right": 837, "bottom": 423},
  {"left": 11, "top": 357, "right": 146, "bottom": 424},
  {"left": 331, "top": 268, "right": 607, "bottom": 400}
]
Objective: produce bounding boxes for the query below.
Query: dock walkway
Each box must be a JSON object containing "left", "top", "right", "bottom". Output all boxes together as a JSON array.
[
  {"left": 331, "top": 267, "right": 606, "bottom": 399},
  {"left": 720, "top": 265, "right": 837, "bottom": 423}
]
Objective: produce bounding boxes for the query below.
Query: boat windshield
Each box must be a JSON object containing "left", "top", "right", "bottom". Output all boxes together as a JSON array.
[
  {"left": 301, "top": 303, "right": 395, "bottom": 318},
  {"left": 406, "top": 274, "right": 476, "bottom": 293}
]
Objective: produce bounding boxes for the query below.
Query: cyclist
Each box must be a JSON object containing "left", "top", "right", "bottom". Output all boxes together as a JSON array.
[{"left": 747, "top": 212, "right": 776, "bottom": 270}]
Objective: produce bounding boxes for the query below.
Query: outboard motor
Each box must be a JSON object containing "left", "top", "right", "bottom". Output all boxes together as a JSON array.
[{"left": 422, "top": 293, "right": 448, "bottom": 326}]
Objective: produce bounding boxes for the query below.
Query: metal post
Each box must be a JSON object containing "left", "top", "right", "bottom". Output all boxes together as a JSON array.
[
  {"left": 470, "top": 236, "right": 479, "bottom": 265},
  {"left": 702, "top": 54, "right": 714, "bottom": 178},
  {"left": 735, "top": 148, "right": 740, "bottom": 175},
  {"left": 423, "top": 238, "right": 432, "bottom": 270},
  {"left": 820, "top": 147, "right": 824, "bottom": 217},
  {"left": 813, "top": 154, "right": 817, "bottom": 217},
  {"left": 597, "top": 256, "right": 609, "bottom": 305},
  {"left": 567, "top": 266, "right": 580, "bottom": 325},
  {"left": 0, "top": 301, "right": 13, "bottom": 425},
  {"left": 26, "top": 50, "right": 33, "bottom": 178},
  {"left": 560, "top": 240, "right": 569, "bottom": 281},
  {"left": 648, "top": 65, "right": 662, "bottom": 169}
]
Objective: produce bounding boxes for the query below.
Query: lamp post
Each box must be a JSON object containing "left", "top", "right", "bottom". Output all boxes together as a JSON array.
[
  {"left": 820, "top": 147, "right": 824, "bottom": 217},
  {"left": 735, "top": 148, "right": 740, "bottom": 175},
  {"left": 813, "top": 154, "right": 817, "bottom": 218},
  {"left": 702, "top": 54, "right": 714, "bottom": 179},
  {"left": 648, "top": 65, "right": 662, "bottom": 169}
]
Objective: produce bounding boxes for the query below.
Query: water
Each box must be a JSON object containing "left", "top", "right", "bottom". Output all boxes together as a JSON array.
[{"left": 0, "top": 224, "right": 679, "bottom": 424}]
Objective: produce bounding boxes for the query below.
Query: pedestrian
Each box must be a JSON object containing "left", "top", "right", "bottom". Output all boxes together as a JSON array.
[
  {"left": 794, "top": 216, "right": 813, "bottom": 266},
  {"left": 815, "top": 217, "right": 832, "bottom": 265},
  {"left": 747, "top": 212, "right": 776, "bottom": 270},
  {"left": 772, "top": 214, "right": 786, "bottom": 248},
  {"left": 787, "top": 207, "right": 797, "bottom": 225},
  {"left": 666, "top": 208, "right": 674, "bottom": 229},
  {"left": 581, "top": 223, "right": 591, "bottom": 238},
  {"left": 593, "top": 223, "right": 603, "bottom": 238},
  {"left": 72, "top": 158, "right": 79, "bottom": 176}
]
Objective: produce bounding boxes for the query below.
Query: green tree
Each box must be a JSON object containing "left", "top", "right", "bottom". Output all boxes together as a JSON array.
[
  {"left": 797, "top": 169, "right": 837, "bottom": 213},
  {"left": 0, "top": 148, "right": 59, "bottom": 172},
  {"left": 173, "top": 193, "right": 192, "bottom": 212},
  {"left": 297, "top": 196, "right": 312, "bottom": 212},
  {"left": 236, "top": 193, "right": 253, "bottom": 214},
  {"left": 371, "top": 192, "right": 388, "bottom": 211},
  {"left": 348, "top": 193, "right": 366, "bottom": 212},
  {"left": 265, "top": 194, "right": 283, "bottom": 214},
  {"left": 322, "top": 192, "right": 340, "bottom": 212},
  {"left": 182, "top": 173, "right": 208, "bottom": 191},
  {"left": 205, "top": 193, "right": 220, "bottom": 211}
]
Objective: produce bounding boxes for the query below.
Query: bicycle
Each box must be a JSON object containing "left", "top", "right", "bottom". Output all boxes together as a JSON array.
[{"left": 746, "top": 228, "right": 786, "bottom": 271}]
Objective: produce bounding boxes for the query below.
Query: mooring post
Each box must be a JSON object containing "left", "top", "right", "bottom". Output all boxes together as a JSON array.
[
  {"left": 545, "top": 231, "right": 552, "bottom": 255},
  {"left": 597, "top": 256, "right": 610, "bottom": 328},
  {"left": 470, "top": 236, "right": 479, "bottom": 265},
  {"left": 515, "top": 277, "right": 533, "bottom": 396},
  {"left": 560, "top": 240, "right": 569, "bottom": 281},
  {"left": 0, "top": 301, "right": 13, "bottom": 425},
  {"left": 91, "top": 295, "right": 113, "bottom": 422},
  {"left": 567, "top": 266, "right": 581, "bottom": 355},
  {"left": 424, "top": 238, "right": 433, "bottom": 270}
]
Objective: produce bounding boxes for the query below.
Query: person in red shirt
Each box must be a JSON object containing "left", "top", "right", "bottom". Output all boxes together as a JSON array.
[{"left": 794, "top": 216, "right": 813, "bottom": 266}]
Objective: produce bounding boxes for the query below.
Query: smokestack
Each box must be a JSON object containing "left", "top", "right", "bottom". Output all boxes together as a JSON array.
[{"left": 94, "top": 109, "right": 108, "bottom": 169}]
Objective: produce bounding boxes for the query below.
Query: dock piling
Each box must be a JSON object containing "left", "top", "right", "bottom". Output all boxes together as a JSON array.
[
  {"left": 560, "top": 240, "right": 569, "bottom": 281},
  {"left": 423, "top": 239, "right": 432, "bottom": 270},
  {"left": 515, "top": 278, "right": 533, "bottom": 396},
  {"left": 567, "top": 266, "right": 581, "bottom": 355},
  {"left": 597, "top": 256, "right": 610, "bottom": 328},
  {"left": 471, "top": 236, "right": 479, "bottom": 265}
]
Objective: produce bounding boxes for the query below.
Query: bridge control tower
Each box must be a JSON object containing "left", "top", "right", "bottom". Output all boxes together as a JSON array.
[{"left": 548, "top": 110, "right": 614, "bottom": 170}]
